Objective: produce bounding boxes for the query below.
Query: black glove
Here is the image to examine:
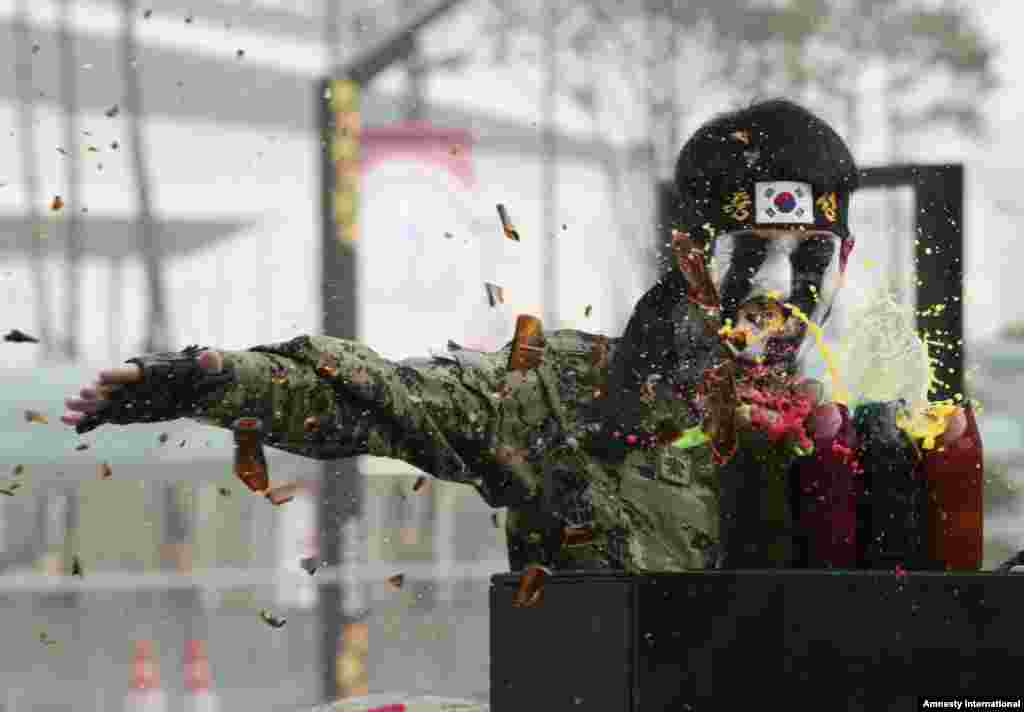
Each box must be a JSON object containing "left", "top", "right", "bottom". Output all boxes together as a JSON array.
[{"left": 74, "top": 345, "right": 236, "bottom": 435}]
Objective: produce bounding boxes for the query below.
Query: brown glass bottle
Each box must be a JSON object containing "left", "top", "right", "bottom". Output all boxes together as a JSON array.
[
  {"left": 233, "top": 417, "right": 268, "bottom": 494},
  {"left": 919, "top": 403, "right": 983, "bottom": 571},
  {"left": 508, "top": 315, "right": 545, "bottom": 372}
]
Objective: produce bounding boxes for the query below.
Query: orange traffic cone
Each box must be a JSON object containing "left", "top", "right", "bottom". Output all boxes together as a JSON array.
[
  {"left": 124, "top": 640, "right": 167, "bottom": 712},
  {"left": 184, "top": 639, "right": 220, "bottom": 712}
]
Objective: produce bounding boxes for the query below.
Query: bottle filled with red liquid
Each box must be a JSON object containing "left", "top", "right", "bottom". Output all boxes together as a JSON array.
[
  {"left": 919, "top": 403, "right": 983, "bottom": 571},
  {"left": 793, "top": 403, "right": 861, "bottom": 568}
]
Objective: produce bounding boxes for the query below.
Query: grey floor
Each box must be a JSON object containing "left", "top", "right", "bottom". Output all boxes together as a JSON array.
[{"left": 0, "top": 579, "right": 491, "bottom": 712}]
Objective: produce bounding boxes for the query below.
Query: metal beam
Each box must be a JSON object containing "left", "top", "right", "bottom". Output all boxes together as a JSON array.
[{"left": 340, "top": 0, "right": 467, "bottom": 86}]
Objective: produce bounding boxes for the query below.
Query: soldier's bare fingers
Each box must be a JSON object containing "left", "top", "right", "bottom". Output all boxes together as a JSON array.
[
  {"left": 80, "top": 386, "right": 100, "bottom": 400},
  {"left": 937, "top": 405, "right": 967, "bottom": 447},
  {"left": 197, "top": 349, "right": 223, "bottom": 372},
  {"left": 61, "top": 412, "right": 85, "bottom": 427},
  {"left": 65, "top": 397, "right": 101, "bottom": 413},
  {"left": 98, "top": 365, "right": 142, "bottom": 385}
]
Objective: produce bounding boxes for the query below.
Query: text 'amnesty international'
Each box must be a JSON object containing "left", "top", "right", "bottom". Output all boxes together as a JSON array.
[{"left": 918, "top": 700, "right": 1023, "bottom": 710}]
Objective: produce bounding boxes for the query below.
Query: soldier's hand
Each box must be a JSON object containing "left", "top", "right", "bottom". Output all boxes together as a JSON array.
[
  {"left": 938, "top": 405, "right": 967, "bottom": 446},
  {"left": 61, "top": 349, "right": 226, "bottom": 433},
  {"left": 909, "top": 403, "right": 968, "bottom": 449}
]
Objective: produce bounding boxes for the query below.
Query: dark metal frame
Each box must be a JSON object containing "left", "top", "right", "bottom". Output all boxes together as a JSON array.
[
  {"left": 658, "top": 164, "right": 965, "bottom": 403},
  {"left": 858, "top": 164, "right": 965, "bottom": 404}
]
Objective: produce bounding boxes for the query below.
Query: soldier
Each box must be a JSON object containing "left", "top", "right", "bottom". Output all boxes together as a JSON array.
[{"left": 61, "top": 99, "right": 967, "bottom": 590}]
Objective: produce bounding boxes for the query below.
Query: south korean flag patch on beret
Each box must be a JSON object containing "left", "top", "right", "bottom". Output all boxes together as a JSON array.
[{"left": 755, "top": 181, "right": 814, "bottom": 225}]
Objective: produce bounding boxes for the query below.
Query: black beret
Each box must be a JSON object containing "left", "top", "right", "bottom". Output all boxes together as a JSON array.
[{"left": 673, "top": 99, "right": 858, "bottom": 241}]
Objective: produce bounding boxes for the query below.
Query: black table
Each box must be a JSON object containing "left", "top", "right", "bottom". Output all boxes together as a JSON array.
[{"left": 490, "top": 570, "right": 1024, "bottom": 711}]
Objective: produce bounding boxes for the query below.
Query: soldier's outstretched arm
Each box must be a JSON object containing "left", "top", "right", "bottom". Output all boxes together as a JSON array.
[{"left": 62, "top": 336, "right": 502, "bottom": 484}]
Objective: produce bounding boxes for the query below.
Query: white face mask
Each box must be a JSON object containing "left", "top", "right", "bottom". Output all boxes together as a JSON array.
[{"left": 708, "top": 229, "right": 845, "bottom": 368}]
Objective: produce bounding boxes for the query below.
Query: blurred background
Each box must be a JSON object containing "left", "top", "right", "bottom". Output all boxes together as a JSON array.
[{"left": 0, "top": 0, "right": 1020, "bottom": 709}]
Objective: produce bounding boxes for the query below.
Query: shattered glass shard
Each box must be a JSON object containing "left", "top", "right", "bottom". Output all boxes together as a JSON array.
[
  {"left": 24, "top": 410, "right": 48, "bottom": 424},
  {"left": 508, "top": 315, "right": 545, "bottom": 372},
  {"left": 513, "top": 565, "right": 547, "bottom": 608},
  {"left": 316, "top": 353, "right": 340, "bottom": 379},
  {"left": 260, "top": 609, "right": 286, "bottom": 628},
  {"left": 233, "top": 419, "right": 269, "bottom": 493},
  {"left": 496, "top": 204, "right": 520, "bottom": 242},
  {"left": 4, "top": 329, "right": 39, "bottom": 343},
  {"left": 485, "top": 283, "right": 505, "bottom": 308}
]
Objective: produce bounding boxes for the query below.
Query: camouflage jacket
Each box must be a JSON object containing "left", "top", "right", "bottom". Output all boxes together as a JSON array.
[{"left": 195, "top": 329, "right": 719, "bottom": 574}]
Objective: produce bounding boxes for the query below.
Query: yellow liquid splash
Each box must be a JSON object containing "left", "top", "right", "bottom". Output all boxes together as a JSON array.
[
  {"left": 695, "top": 287, "right": 963, "bottom": 453},
  {"left": 837, "top": 290, "right": 935, "bottom": 408},
  {"left": 895, "top": 401, "right": 959, "bottom": 451},
  {"left": 793, "top": 287, "right": 959, "bottom": 450},
  {"left": 784, "top": 302, "right": 850, "bottom": 407}
]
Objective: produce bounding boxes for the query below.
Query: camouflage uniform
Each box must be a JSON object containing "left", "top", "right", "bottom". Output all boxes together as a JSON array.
[{"left": 192, "top": 311, "right": 719, "bottom": 575}]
